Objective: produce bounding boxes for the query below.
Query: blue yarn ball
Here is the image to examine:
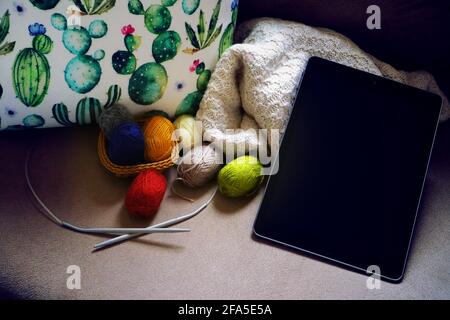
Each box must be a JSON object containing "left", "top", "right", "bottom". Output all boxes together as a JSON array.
[{"left": 108, "top": 122, "right": 145, "bottom": 166}]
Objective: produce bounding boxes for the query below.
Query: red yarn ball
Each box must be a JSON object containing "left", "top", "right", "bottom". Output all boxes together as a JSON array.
[{"left": 125, "top": 169, "right": 167, "bottom": 218}]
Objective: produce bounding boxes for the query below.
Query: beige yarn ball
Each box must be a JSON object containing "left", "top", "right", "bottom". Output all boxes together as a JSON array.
[{"left": 177, "top": 145, "right": 222, "bottom": 188}]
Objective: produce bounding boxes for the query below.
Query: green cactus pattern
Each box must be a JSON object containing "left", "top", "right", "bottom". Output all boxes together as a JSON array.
[
  {"left": 128, "top": 0, "right": 145, "bottom": 15},
  {"left": 219, "top": 0, "right": 237, "bottom": 57},
  {"left": 123, "top": 0, "right": 224, "bottom": 111},
  {"left": 76, "top": 97, "right": 102, "bottom": 124},
  {"left": 112, "top": 51, "right": 137, "bottom": 75},
  {"left": 23, "top": 114, "right": 46, "bottom": 128},
  {"left": 184, "top": 0, "right": 222, "bottom": 54},
  {"left": 175, "top": 91, "right": 203, "bottom": 117},
  {"left": 145, "top": 5, "right": 172, "bottom": 34},
  {"left": 196, "top": 69, "right": 211, "bottom": 92},
  {"left": 5, "top": 114, "right": 46, "bottom": 130},
  {"left": 50, "top": 13, "right": 67, "bottom": 31},
  {"left": 128, "top": 62, "right": 168, "bottom": 105},
  {"left": 52, "top": 103, "right": 73, "bottom": 126},
  {"left": 152, "top": 31, "right": 181, "bottom": 63},
  {"left": 89, "top": 20, "right": 108, "bottom": 38},
  {"left": 0, "top": 10, "right": 15, "bottom": 106},
  {"left": 62, "top": 27, "right": 92, "bottom": 55},
  {"left": 72, "top": 0, "right": 116, "bottom": 15},
  {"left": 219, "top": 22, "right": 233, "bottom": 57},
  {"left": 175, "top": 62, "right": 211, "bottom": 116},
  {"left": 29, "top": 0, "right": 61, "bottom": 10},
  {"left": 12, "top": 24, "right": 53, "bottom": 107},
  {"left": 112, "top": 25, "right": 141, "bottom": 75},
  {"left": 65, "top": 55, "right": 102, "bottom": 94},
  {"left": 161, "top": 0, "right": 178, "bottom": 7},
  {"left": 52, "top": 84, "right": 122, "bottom": 126},
  {"left": 162, "top": 0, "right": 178, "bottom": 7},
  {"left": 1, "top": 0, "right": 236, "bottom": 130},
  {"left": 32, "top": 34, "right": 53, "bottom": 54},
  {"left": 125, "top": 34, "right": 141, "bottom": 52},
  {"left": 92, "top": 49, "right": 105, "bottom": 60},
  {"left": 0, "top": 10, "right": 15, "bottom": 56},
  {"left": 104, "top": 84, "right": 122, "bottom": 109},
  {"left": 182, "top": 0, "right": 200, "bottom": 15},
  {"left": 123, "top": 0, "right": 186, "bottom": 106},
  {"left": 52, "top": 14, "right": 108, "bottom": 94}
]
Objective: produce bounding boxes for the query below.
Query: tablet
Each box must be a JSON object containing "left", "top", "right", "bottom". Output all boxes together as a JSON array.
[{"left": 253, "top": 57, "right": 442, "bottom": 282}]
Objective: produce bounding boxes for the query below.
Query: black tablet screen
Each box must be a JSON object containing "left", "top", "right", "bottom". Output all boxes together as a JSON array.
[{"left": 253, "top": 57, "right": 442, "bottom": 282}]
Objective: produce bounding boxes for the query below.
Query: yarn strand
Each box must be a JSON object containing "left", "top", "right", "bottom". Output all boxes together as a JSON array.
[
  {"left": 25, "top": 146, "right": 190, "bottom": 236},
  {"left": 171, "top": 178, "right": 195, "bottom": 202}
]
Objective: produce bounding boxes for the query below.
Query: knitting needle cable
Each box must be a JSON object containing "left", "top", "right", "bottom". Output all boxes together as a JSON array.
[
  {"left": 61, "top": 222, "right": 190, "bottom": 235},
  {"left": 25, "top": 146, "right": 190, "bottom": 236},
  {"left": 94, "top": 187, "right": 218, "bottom": 250}
]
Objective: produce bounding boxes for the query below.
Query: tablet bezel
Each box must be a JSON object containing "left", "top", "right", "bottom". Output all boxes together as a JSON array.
[{"left": 253, "top": 57, "right": 442, "bottom": 283}]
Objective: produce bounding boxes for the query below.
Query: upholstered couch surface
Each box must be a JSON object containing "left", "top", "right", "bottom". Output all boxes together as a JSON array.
[
  {"left": 0, "top": 122, "right": 449, "bottom": 299},
  {"left": 1, "top": 1, "right": 449, "bottom": 299}
]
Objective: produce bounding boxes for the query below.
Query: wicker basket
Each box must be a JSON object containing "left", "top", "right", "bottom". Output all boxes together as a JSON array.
[{"left": 98, "top": 127, "right": 178, "bottom": 177}]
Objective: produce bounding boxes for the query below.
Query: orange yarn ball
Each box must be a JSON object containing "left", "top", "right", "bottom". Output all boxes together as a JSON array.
[
  {"left": 142, "top": 116, "right": 176, "bottom": 162},
  {"left": 125, "top": 169, "right": 167, "bottom": 218}
]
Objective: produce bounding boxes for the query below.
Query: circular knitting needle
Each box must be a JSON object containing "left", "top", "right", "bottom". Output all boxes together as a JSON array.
[
  {"left": 62, "top": 222, "right": 190, "bottom": 235},
  {"left": 93, "top": 187, "right": 217, "bottom": 251},
  {"left": 25, "top": 146, "right": 190, "bottom": 236}
]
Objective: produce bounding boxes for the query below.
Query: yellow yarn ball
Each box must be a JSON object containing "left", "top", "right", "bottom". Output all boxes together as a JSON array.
[
  {"left": 143, "top": 115, "right": 175, "bottom": 162},
  {"left": 218, "top": 156, "right": 264, "bottom": 198},
  {"left": 173, "top": 115, "right": 202, "bottom": 150}
]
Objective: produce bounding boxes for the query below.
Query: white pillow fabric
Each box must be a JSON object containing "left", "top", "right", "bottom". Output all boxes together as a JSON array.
[{"left": 0, "top": 0, "right": 238, "bottom": 130}]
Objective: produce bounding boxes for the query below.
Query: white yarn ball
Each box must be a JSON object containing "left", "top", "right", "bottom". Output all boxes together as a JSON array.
[{"left": 173, "top": 115, "right": 202, "bottom": 151}]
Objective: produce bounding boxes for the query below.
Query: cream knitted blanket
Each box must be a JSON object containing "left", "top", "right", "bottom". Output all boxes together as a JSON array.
[{"left": 197, "top": 18, "right": 449, "bottom": 150}]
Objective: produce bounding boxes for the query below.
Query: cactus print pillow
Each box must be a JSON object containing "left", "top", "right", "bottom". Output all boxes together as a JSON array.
[{"left": 0, "top": 0, "right": 238, "bottom": 130}]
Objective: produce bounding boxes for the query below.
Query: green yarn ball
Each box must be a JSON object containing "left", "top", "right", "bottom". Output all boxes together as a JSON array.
[{"left": 218, "top": 156, "right": 264, "bottom": 198}]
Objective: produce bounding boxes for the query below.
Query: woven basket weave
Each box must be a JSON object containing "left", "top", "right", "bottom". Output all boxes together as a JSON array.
[{"left": 98, "top": 124, "right": 178, "bottom": 177}]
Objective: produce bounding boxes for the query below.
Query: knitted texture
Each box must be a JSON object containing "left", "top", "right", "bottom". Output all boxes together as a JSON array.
[
  {"left": 125, "top": 169, "right": 167, "bottom": 218},
  {"left": 197, "top": 18, "right": 450, "bottom": 151},
  {"left": 143, "top": 116, "right": 175, "bottom": 162},
  {"left": 107, "top": 122, "right": 145, "bottom": 166},
  {"left": 98, "top": 104, "right": 134, "bottom": 139}
]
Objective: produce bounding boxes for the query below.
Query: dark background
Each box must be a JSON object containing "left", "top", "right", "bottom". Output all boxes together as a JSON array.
[{"left": 238, "top": 0, "right": 450, "bottom": 98}]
